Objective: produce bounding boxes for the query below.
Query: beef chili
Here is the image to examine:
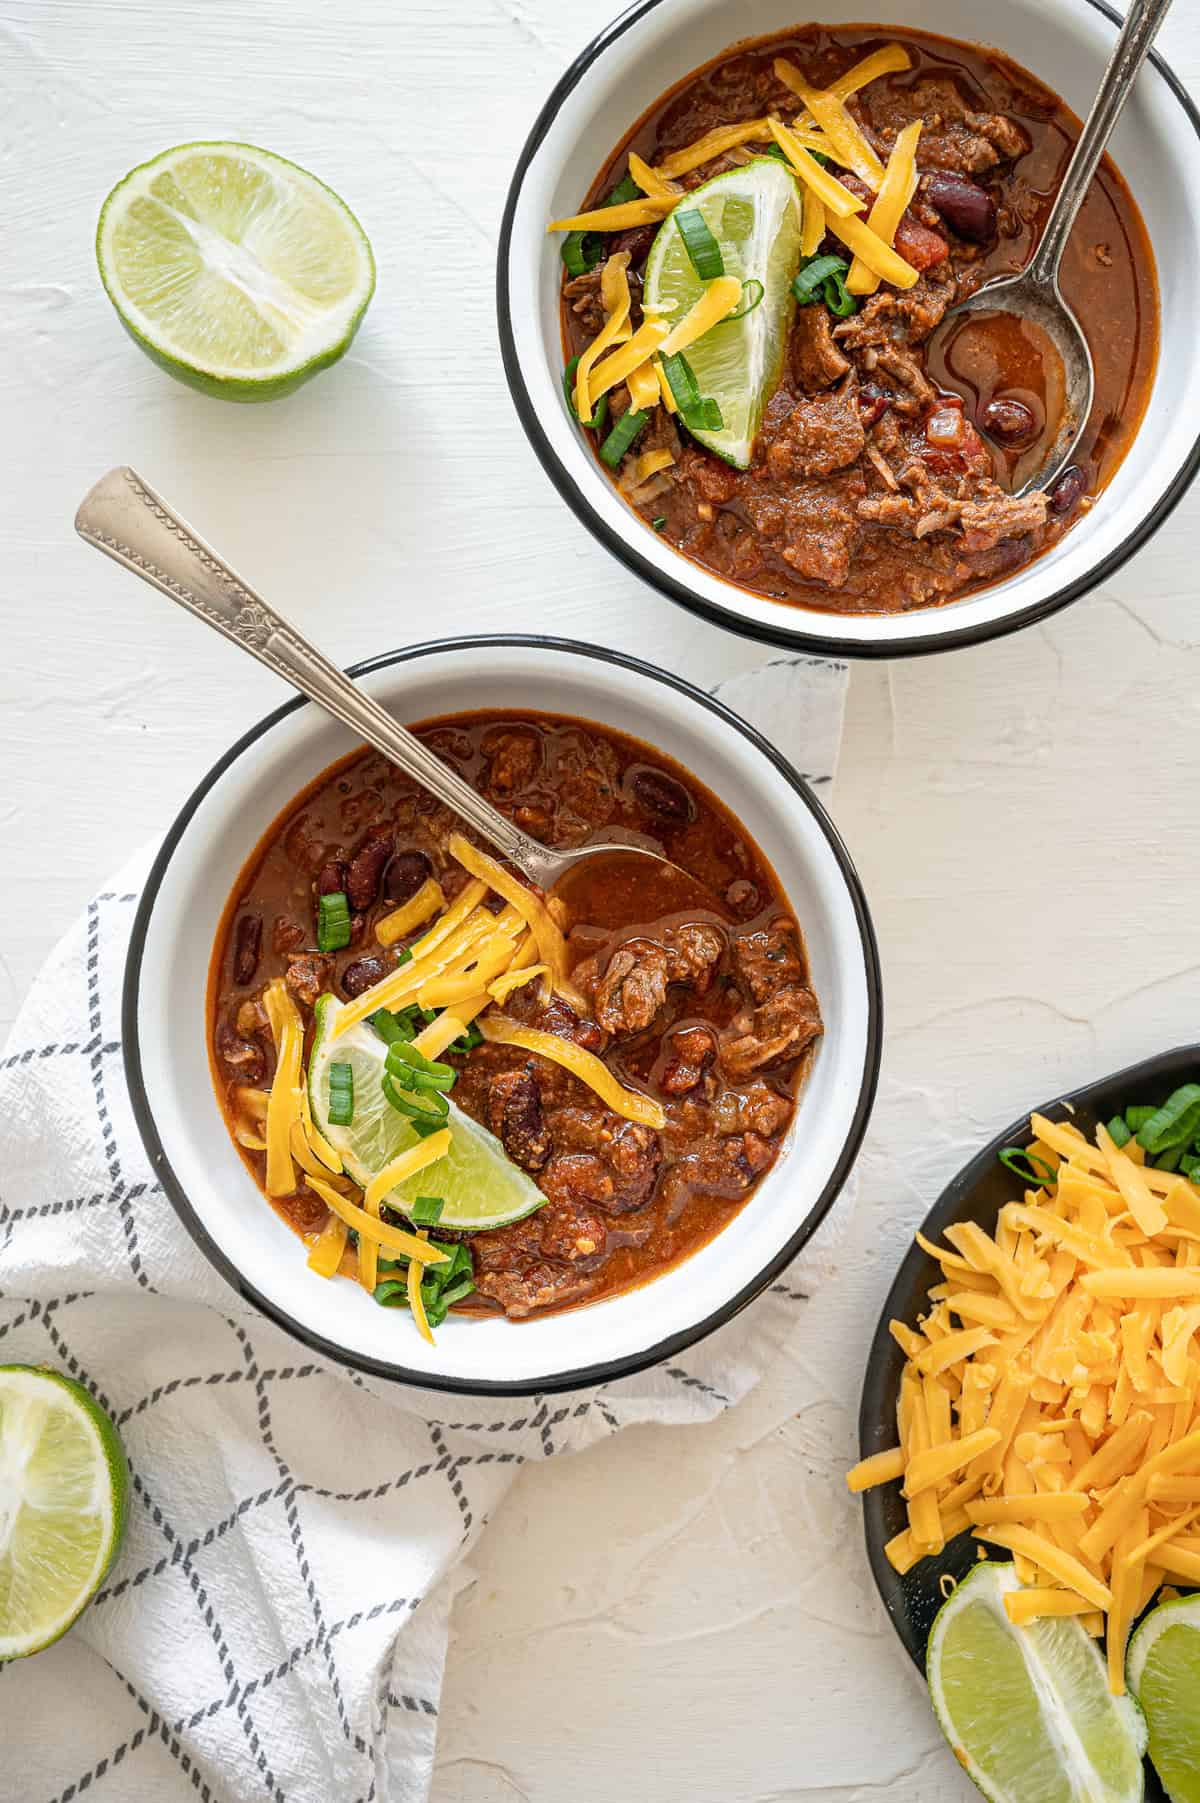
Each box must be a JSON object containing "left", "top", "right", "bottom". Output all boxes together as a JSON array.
[
  {"left": 208, "top": 712, "right": 822, "bottom": 1335},
  {"left": 552, "top": 26, "right": 1158, "bottom": 615}
]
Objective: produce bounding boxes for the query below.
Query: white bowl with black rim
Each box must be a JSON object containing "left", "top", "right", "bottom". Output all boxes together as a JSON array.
[
  {"left": 497, "top": 0, "right": 1200, "bottom": 659},
  {"left": 125, "top": 637, "right": 881, "bottom": 1396}
]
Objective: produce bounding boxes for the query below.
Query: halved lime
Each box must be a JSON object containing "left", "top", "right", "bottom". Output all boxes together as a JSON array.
[
  {"left": 96, "top": 142, "right": 375, "bottom": 401},
  {"left": 0, "top": 1366, "right": 129, "bottom": 1660},
  {"left": 1127, "top": 1594, "right": 1200, "bottom": 1802},
  {"left": 643, "top": 159, "right": 803, "bottom": 468},
  {"left": 927, "top": 1563, "right": 1146, "bottom": 1803},
  {"left": 308, "top": 995, "right": 547, "bottom": 1232}
]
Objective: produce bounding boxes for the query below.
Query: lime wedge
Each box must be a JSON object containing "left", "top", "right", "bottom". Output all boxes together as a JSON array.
[
  {"left": 96, "top": 142, "right": 375, "bottom": 401},
  {"left": 308, "top": 995, "right": 547, "bottom": 1232},
  {"left": 643, "top": 159, "right": 802, "bottom": 468},
  {"left": 0, "top": 1366, "right": 129, "bottom": 1660},
  {"left": 927, "top": 1563, "right": 1146, "bottom": 1803},
  {"left": 1127, "top": 1594, "right": 1200, "bottom": 1802}
]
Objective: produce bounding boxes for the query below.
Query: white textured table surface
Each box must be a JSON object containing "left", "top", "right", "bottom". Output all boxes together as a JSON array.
[{"left": 4, "top": 1, "right": 1200, "bottom": 1798}]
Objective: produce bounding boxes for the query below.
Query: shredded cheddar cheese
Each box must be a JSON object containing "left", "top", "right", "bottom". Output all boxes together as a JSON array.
[
  {"left": 306, "top": 1213, "right": 349, "bottom": 1279},
  {"left": 445, "top": 833, "right": 590, "bottom": 1014},
  {"left": 478, "top": 1016, "right": 666, "bottom": 1130},
  {"left": 773, "top": 60, "right": 885, "bottom": 185},
  {"left": 847, "top": 1112, "right": 1200, "bottom": 1691},
  {"left": 262, "top": 979, "right": 304, "bottom": 1197},
  {"left": 847, "top": 120, "right": 921, "bottom": 296},
  {"left": 375, "top": 878, "right": 445, "bottom": 947},
  {"left": 305, "top": 1173, "right": 450, "bottom": 1263},
  {"left": 657, "top": 276, "right": 744, "bottom": 359}
]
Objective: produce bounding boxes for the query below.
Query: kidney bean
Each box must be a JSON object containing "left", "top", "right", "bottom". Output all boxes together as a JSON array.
[
  {"left": 982, "top": 398, "right": 1038, "bottom": 448},
  {"left": 316, "top": 860, "right": 347, "bottom": 897},
  {"left": 384, "top": 849, "right": 433, "bottom": 905},
  {"left": 923, "top": 172, "right": 996, "bottom": 244},
  {"left": 1049, "top": 465, "right": 1088, "bottom": 515},
  {"left": 345, "top": 833, "right": 393, "bottom": 910},
  {"left": 232, "top": 913, "right": 262, "bottom": 986},
  {"left": 725, "top": 878, "right": 760, "bottom": 920},
  {"left": 630, "top": 766, "right": 694, "bottom": 824},
  {"left": 340, "top": 955, "right": 390, "bottom": 1000}
]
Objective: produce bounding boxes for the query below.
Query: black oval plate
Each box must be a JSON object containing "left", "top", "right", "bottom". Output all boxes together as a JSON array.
[{"left": 857, "top": 1045, "right": 1200, "bottom": 1800}]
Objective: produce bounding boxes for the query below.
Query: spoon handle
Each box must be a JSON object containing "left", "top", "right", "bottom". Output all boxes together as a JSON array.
[
  {"left": 1028, "top": 0, "right": 1173, "bottom": 286},
  {"left": 74, "top": 466, "right": 557, "bottom": 886}
]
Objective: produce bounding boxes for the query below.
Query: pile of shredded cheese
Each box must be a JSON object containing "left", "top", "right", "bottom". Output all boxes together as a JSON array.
[
  {"left": 235, "top": 837, "right": 664, "bottom": 1338},
  {"left": 550, "top": 43, "right": 925, "bottom": 444},
  {"left": 847, "top": 1111, "right": 1200, "bottom": 1694}
]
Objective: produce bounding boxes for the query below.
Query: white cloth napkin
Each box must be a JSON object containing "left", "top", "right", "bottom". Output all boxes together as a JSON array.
[{"left": 1, "top": 655, "right": 850, "bottom": 1803}]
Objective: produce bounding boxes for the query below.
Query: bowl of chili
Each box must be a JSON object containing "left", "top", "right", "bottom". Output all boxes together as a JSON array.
[
  {"left": 498, "top": 0, "right": 1200, "bottom": 657},
  {"left": 125, "top": 637, "right": 881, "bottom": 1395}
]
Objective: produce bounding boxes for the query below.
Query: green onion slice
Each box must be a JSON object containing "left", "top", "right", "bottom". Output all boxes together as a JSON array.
[
  {"left": 327, "top": 1061, "right": 354, "bottom": 1127},
  {"left": 1124, "top": 1105, "right": 1157, "bottom": 1133},
  {"left": 1180, "top": 1152, "right": 1200, "bottom": 1182},
  {"left": 562, "top": 354, "right": 610, "bottom": 433},
  {"left": 725, "top": 279, "right": 765, "bottom": 320},
  {"left": 675, "top": 207, "right": 724, "bottom": 280},
  {"left": 1104, "top": 1114, "right": 1132, "bottom": 1149},
  {"left": 410, "top": 1195, "right": 445, "bottom": 1227},
  {"left": 607, "top": 172, "right": 641, "bottom": 206},
  {"left": 651, "top": 516, "right": 667, "bottom": 531},
  {"left": 316, "top": 890, "right": 352, "bottom": 953},
  {"left": 659, "top": 351, "right": 724, "bottom": 436},
  {"left": 386, "top": 1040, "right": 455, "bottom": 1088},
  {"left": 1137, "top": 1084, "right": 1200, "bottom": 1154},
  {"left": 370, "top": 1008, "right": 412, "bottom": 1046},
  {"left": 561, "top": 230, "right": 604, "bottom": 276},
  {"left": 599, "top": 408, "right": 650, "bottom": 468},
  {"left": 998, "top": 1147, "right": 1057, "bottom": 1189},
  {"left": 792, "top": 253, "right": 857, "bottom": 318},
  {"left": 381, "top": 1072, "right": 450, "bottom": 1124}
]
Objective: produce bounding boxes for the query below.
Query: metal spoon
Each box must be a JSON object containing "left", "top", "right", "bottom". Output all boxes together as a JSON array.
[
  {"left": 74, "top": 466, "right": 698, "bottom": 904},
  {"left": 935, "top": 0, "right": 1172, "bottom": 498}
]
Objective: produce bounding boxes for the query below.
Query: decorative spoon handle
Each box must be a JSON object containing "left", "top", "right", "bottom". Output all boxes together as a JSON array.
[
  {"left": 1027, "top": 0, "right": 1173, "bottom": 285},
  {"left": 73, "top": 466, "right": 559, "bottom": 885}
]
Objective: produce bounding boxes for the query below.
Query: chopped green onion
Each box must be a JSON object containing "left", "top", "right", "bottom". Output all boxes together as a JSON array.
[
  {"left": 409, "top": 1195, "right": 445, "bottom": 1227},
  {"left": 725, "top": 279, "right": 764, "bottom": 320},
  {"left": 761, "top": 144, "right": 830, "bottom": 170},
  {"left": 1105, "top": 1115, "right": 1132, "bottom": 1149},
  {"left": 562, "top": 354, "right": 610, "bottom": 433},
  {"left": 386, "top": 1041, "right": 455, "bottom": 1088},
  {"left": 599, "top": 408, "right": 650, "bottom": 468},
  {"left": 1155, "top": 1146, "right": 1184, "bottom": 1172},
  {"left": 675, "top": 207, "right": 724, "bottom": 280},
  {"left": 1124, "top": 1105, "right": 1157, "bottom": 1133},
  {"left": 395, "top": 946, "right": 413, "bottom": 967},
  {"left": 381, "top": 1072, "right": 450, "bottom": 1125},
  {"left": 561, "top": 230, "right": 604, "bottom": 277},
  {"left": 651, "top": 516, "right": 667, "bottom": 531},
  {"left": 659, "top": 351, "right": 724, "bottom": 436},
  {"left": 373, "top": 1279, "right": 409, "bottom": 1307},
  {"left": 792, "top": 253, "right": 857, "bottom": 318},
  {"left": 1181, "top": 1152, "right": 1200, "bottom": 1182},
  {"left": 439, "top": 1279, "right": 476, "bottom": 1308},
  {"left": 998, "top": 1147, "right": 1056, "bottom": 1189},
  {"left": 316, "top": 890, "right": 352, "bottom": 953},
  {"left": 327, "top": 1062, "right": 354, "bottom": 1126},
  {"left": 607, "top": 172, "right": 641, "bottom": 206},
  {"left": 1137, "top": 1085, "right": 1200, "bottom": 1154},
  {"left": 370, "top": 1008, "right": 411, "bottom": 1046}
]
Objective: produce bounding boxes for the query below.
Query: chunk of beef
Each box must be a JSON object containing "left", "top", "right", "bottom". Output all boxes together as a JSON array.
[
  {"left": 530, "top": 988, "right": 608, "bottom": 1054},
  {"left": 720, "top": 985, "right": 824, "bottom": 1080},
  {"left": 661, "top": 1024, "right": 717, "bottom": 1095},
  {"left": 593, "top": 939, "right": 669, "bottom": 1037},
  {"left": 713, "top": 1080, "right": 793, "bottom": 1140},
  {"left": 285, "top": 954, "right": 333, "bottom": 1008},
  {"left": 763, "top": 388, "right": 866, "bottom": 480},
  {"left": 834, "top": 267, "right": 955, "bottom": 350},
  {"left": 666, "top": 1130, "right": 776, "bottom": 1200},
  {"left": 678, "top": 445, "right": 741, "bottom": 506},
  {"left": 484, "top": 1064, "right": 551, "bottom": 1172},
  {"left": 563, "top": 267, "right": 605, "bottom": 335},
  {"left": 236, "top": 997, "right": 268, "bottom": 1038},
  {"left": 867, "top": 344, "right": 937, "bottom": 413},
  {"left": 791, "top": 306, "right": 851, "bottom": 392},
  {"left": 732, "top": 922, "right": 807, "bottom": 1003},
  {"left": 866, "top": 78, "right": 1029, "bottom": 176},
  {"left": 957, "top": 491, "right": 1049, "bottom": 552},
  {"left": 610, "top": 222, "right": 658, "bottom": 267},
  {"left": 603, "top": 1121, "right": 661, "bottom": 1213},
  {"left": 216, "top": 1019, "right": 266, "bottom": 1085},
  {"left": 740, "top": 472, "right": 865, "bottom": 590},
  {"left": 273, "top": 916, "right": 306, "bottom": 956},
  {"left": 471, "top": 1213, "right": 599, "bottom": 1318},
  {"left": 539, "top": 1112, "right": 660, "bottom": 1215},
  {"left": 483, "top": 728, "right": 541, "bottom": 796},
  {"left": 663, "top": 922, "right": 725, "bottom": 991}
]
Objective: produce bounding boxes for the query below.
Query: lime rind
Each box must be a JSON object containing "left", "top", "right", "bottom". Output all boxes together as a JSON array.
[
  {"left": 96, "top": 141, "right": 375, "bottom": 402},
  {"left": 644, "top": 158, "right": 803, "bottom": 468},
  {"left": 307, "top": 995, "right": 547, "bottom": 1234},
  {"left": 1127, "top": 1592, "right": 1200, "bottom": 1803},
  {"left": 927, "top": 1562, "right": 1146, "bottom": 1803},
  {"left": 0, "top": 1365, "right": 128, "bottom": 1661}
]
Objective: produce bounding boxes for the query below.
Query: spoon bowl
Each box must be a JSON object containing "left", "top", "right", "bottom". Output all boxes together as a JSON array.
[{"left": 929, "top": 0, "right": 1170, "bottom": 502}]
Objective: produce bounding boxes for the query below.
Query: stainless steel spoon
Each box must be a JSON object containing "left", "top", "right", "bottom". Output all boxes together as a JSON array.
[
  {"left": 935, "top": 0, "right": 1172, "bottom": 498},
  {"left": 74, "top": 466, "right": 693, "bottom": 902}
]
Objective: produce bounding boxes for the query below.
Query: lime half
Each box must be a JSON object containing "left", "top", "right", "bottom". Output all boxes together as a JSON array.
[
  {"left": 644, "top": 158, "right": 802, "bottom": 468},
  {"left": 0, "top": 1366, "right": 129, "bottom": 1660},
  {"left": 927, "top": 1563, "right": 1146, "bottom": 1803},
  {"left": 308, "top": 995, "right": 547, "bottom": 1232},
  {"left": 96, "top": 142, "right": 375, "bottom": 401},
  {"left": 1127, "top": 1594, "right": 1200, "bottom": 1802}
]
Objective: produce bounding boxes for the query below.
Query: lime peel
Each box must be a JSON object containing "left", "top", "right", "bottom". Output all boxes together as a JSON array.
[
  {"left": 0, "top": 1365, "right": 128, "bottom": 1661},
  {"left": 1127, "top": 1592, "right": 1200, "bottom": 1803}
]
